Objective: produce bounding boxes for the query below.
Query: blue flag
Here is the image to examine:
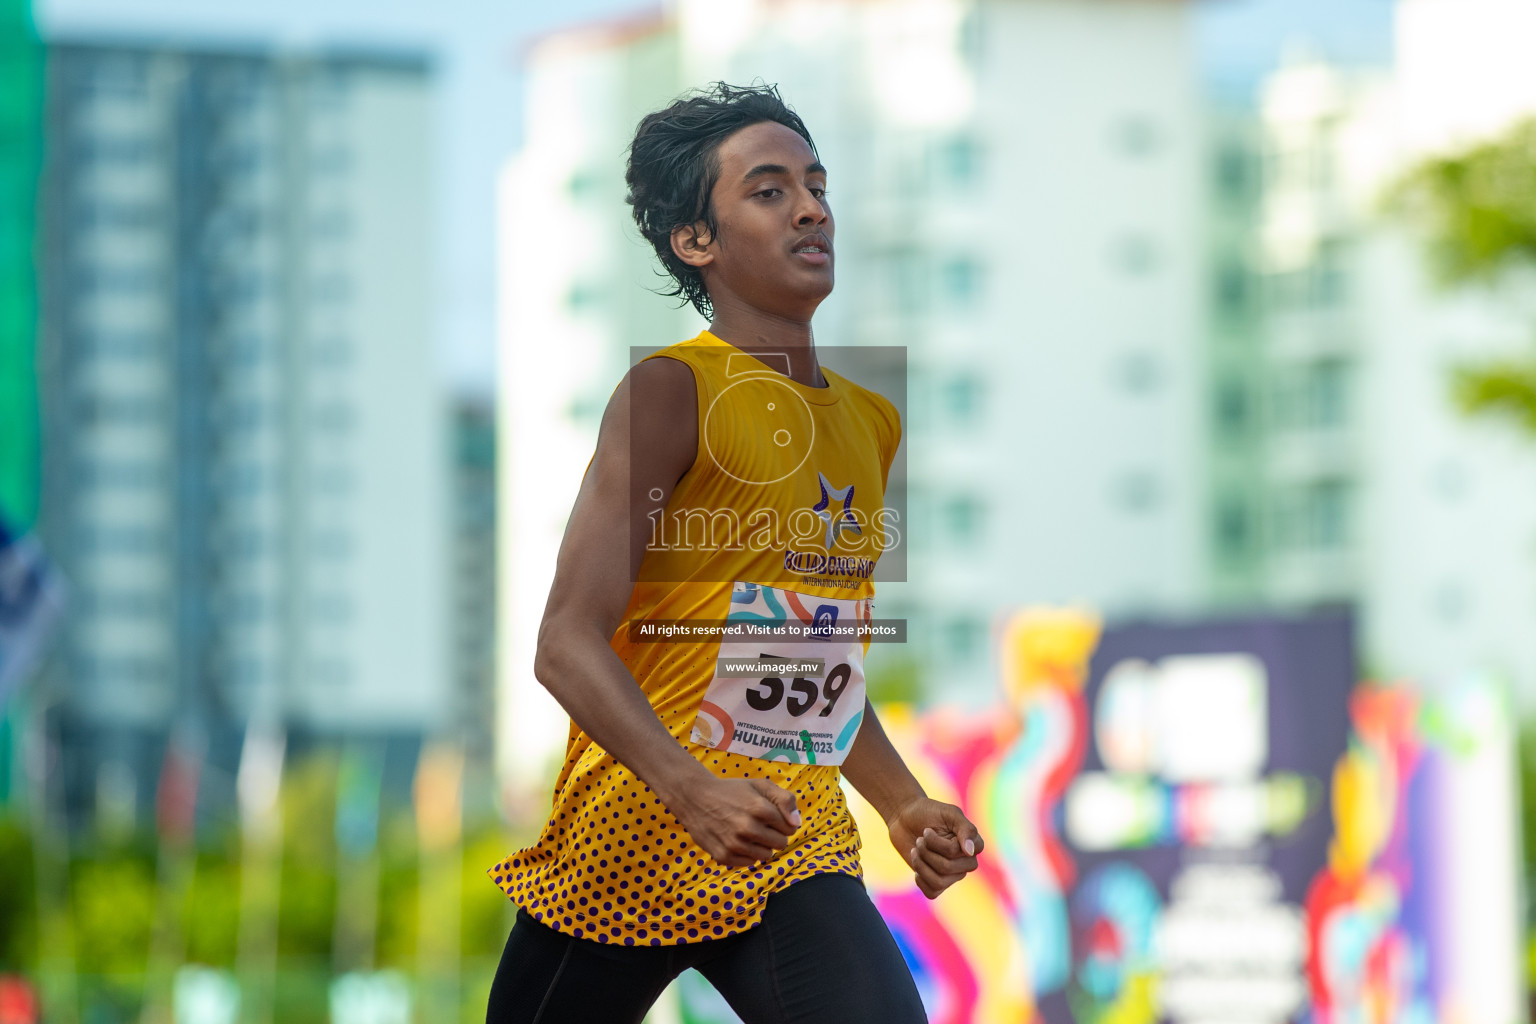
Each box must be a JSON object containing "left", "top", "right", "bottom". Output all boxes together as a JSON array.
[{"left": 0, "top": 521, "right": 65, "bottom": 709}]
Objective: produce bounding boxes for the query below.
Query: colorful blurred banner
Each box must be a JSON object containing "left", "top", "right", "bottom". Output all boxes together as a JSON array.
[
  {"left": 0, "top": 0, "right": 42, "bottom": 533},
  {"left": 828, "top": 609, "right": 1524, "bottom": 1024},
  {"left": 1305, "top": 676, "right": 1523, "bottom": 1024},
  {"left": 0, "top": 525, "right": 65, "bottom": 710}
]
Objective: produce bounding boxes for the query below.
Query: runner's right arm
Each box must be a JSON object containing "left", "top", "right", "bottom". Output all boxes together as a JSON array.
[{"left": 532, "top": 356, "right": 801, "bottom": 868}]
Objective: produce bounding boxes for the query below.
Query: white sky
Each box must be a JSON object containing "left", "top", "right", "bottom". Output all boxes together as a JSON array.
[{"left": 35, "top": 0, "right": 1394, "bottom": 397}]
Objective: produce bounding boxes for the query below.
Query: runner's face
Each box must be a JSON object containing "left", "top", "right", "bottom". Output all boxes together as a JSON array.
[{"left": 703, "top": 121, "right": 834, "bottom": 317}]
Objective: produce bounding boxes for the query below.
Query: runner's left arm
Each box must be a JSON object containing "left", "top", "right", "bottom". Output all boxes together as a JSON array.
[{"left": 840, "top": 700, "right": 984, "bottom": 899}]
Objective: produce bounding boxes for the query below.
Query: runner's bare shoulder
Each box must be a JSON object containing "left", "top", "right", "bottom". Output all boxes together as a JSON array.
[{"left": 615, "top": 355, "right": 698, "bottom": 487}]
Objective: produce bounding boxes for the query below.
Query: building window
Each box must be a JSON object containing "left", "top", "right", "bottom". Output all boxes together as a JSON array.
[
  {"left": 941, "top": 373, "right": 982, "bottom": 426},
  {"left": 943, "top": 617, "right": 984, "bottom": 663},
  {"left": 77, "top": 264, "right": 160, "bottom": 294},
  {"left": 309, "top": 658, "right": 351, "bottom": 685},
  {"left": 226, "top": 529, "right": 264, "bottom": 559},
  {"left": 310, "top": 147, "right": 351, "bottom": 174},
  {"left": 225, "top": 592, "right": 266, "bottom": 623},
  {"left": 1310, "top": 480, "right": 1349, "bottom": 549},
  {"left": 223, "top": 400, "right": 264, "bottom": 432},
  {"left": 76, "top": 460, "right": 163, "bottom": 489},
  {"left": 78, "top": 394, "right": 162, "bottom": 425},
  {"left": 889, "top": 250, "right": 927, "bottom": 316},
  {"left": 311, "top": 466, "right": 353, "bottom": 495},
  {"left": 227, "top": 335, "right": 265, "bottom": 367},
  {"left": 311, "top": 273, "right": 351, "bottom": 303},
  {"left": 1313, "top": 238, "right": 1347, "bottom": 306},
  {"left": 1214, "top": 377, "right": 1249, "bottom": 433},
  {"left": 1215, "top": 496, "right": 1252, "bottom": 558},
  {"left": 1115, "top": 115, "right": 1160, "bottom": 157},
  {"left": 1215, "top": 261, "right": 1249, "bottom": 316},
  {"left": 1432, "top": 459, "right": 1467, "bottom": 501},
  {"left": 83, "top": 655, "right": 166, "bottom": 685},
  {"left": 566, "top": 281, "right": 604, "bottom": 313},
  {"left": 311, "top": 592, "right": 352, "bottom": 622},
  {"left": 78, "top": 55, "right": 149, "bottom": 97},
  {"left": 567, "top": 168, "right": 605, "bottom": 201},
  {"left": 224, "top": 462, "right": 266, "bottom": 495},
  {"left": 934, "top": 135, "right": 980, "bottom": 186},
  {"left": 311, "top": 209, "right": 351, "bottom": 238},
  {"left": 313, "top": 402, "right": 353, "bottom": 432},
  {"left": 1115, "top": 350, "right": 1161, "bottom": 395},
  {"left": 1434, "top": 582, "right": 1467, "bottom": 624},
  {"left": 80, "top": 331, "right": 160, "bottom": 359},
  {"left": 82, "top": 589, "right": 165, "bottom": 619},
  {"left": 310, "top": 530, "right": 351, "bottom": 559},
  {"left": 939, "top": 258, "right": 982, "bottom": 306},
  {"left": 1113, "top": 234, "right": 1158, "bottom": 275},
  {"left": 1215, "top": 144, "right": 1250, "bottom": 202},
  {"left": 312, "top": 337, "right": 350, "bottom": 367},
  {"left": 941, "top": 496, "right": 984, "bottom": 546},
  {"left": 1266, "top": 268, "right": 1308, "bottom": 310},
  {"left": 79, "top": 526, "right": 164, "bottom": 556},
  {"left": 1275, "top": 481, "right": 1350, "bottom": 550},
  {"left": 1113, "top": 472, "right": 1160, "bottom": 514},
  {"left": 1309, "top": 360, "right": 1349, "bottom": 430}
]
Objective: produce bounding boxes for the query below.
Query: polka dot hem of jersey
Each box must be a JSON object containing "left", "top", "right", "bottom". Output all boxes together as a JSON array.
[{"left": 487, "top": 749, "right": 863, "bottom": 945}]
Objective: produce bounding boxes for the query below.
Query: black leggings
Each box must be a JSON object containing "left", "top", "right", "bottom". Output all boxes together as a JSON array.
[{"left": 485, "top": 872, "right": 927, "bottom": 1024}]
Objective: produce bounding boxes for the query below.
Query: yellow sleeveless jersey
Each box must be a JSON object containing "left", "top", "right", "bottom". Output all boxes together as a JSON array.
[{"left": 489, "top": 330, "right": 902, "bottom": 946}]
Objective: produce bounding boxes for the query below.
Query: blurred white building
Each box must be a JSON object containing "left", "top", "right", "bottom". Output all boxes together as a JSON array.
[
  {"left": 1251, "top": 0, "right": 1536, "bottom": 709},
  {"left": 37, "top": 39, "right": 449, "bottom": 824},
  {"left": 497, "top": 0, "right": 1206, "bottom": 780}
]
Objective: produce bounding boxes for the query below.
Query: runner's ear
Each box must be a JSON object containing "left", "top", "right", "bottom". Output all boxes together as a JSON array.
[{"left": 670, "top": 220, "right": 715, "bottom": 269}]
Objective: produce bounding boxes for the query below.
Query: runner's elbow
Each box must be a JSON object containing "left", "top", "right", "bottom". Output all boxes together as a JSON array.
[
  {"left": 533, "top": 616, "right": 592, "bottom": 698},
  {"left": 532, "top": 622, "right": 566, "bottom": 695}
]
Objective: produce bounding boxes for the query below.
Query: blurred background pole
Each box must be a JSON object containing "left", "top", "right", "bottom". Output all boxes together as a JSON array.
[
  {"left": 235, "top": 718, "right": 285, "bottom": 1024},
  {"left": 333, "top": 740, "right": 385, "bottom": 975},
  {"left": 413, "top": 742, "right": 463, "bottom": 1022},
  {"left": 24, "top": 689, "right": 76, "bottom": 1024},
  {"left": 141, "top": 724, "right": 204, "bottom": 1024}
]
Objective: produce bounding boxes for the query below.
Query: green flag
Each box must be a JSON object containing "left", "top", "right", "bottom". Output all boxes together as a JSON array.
[{"left": 0, "top": 0, "right": 42, "bottom": 530}]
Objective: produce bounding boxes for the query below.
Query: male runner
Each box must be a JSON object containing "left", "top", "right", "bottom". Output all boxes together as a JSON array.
[{"left": 487, "top": 83, "right": 983, "bottom": 1024}]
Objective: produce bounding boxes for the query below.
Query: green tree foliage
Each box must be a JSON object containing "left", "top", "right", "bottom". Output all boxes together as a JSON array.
[
  {"left": 1389, "top": 117, "right": 1536, "bottom": 436},
  {"left": 0, "top": 816, "right": 36, "bottom": 970},
  {"left": 0, "top": 751, "right": 524, "bottom": 1021}
]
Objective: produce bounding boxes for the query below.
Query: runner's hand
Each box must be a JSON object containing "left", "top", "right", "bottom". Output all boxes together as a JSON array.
[
  {"left": 673, "top": 777, "right": 801, "bottom": 868},
  {"left": 887, "top": 798, "right": 983, "bottom": 900}
]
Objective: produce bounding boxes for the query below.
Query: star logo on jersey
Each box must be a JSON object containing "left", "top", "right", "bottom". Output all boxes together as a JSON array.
[{"left": 812, "top": 472, "right": 861, "bottom": 550}]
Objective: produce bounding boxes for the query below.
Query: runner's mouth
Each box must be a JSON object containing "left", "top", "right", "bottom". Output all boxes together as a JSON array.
[{"left": 791, "top": 235, "right": 832, "bottom": 264}]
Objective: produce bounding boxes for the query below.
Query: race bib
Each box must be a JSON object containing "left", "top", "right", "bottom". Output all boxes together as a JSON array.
[{"left": 690, "top": 581, "right": 870, "bottom": 766}]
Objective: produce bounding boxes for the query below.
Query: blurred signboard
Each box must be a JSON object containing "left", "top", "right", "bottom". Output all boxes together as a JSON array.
[
  {"left": 1047, "top": 614, "right": 1353, "bottom": 1023},
  {"left": 837, "top": 608, "right": 1523, "bottom": 1024}
]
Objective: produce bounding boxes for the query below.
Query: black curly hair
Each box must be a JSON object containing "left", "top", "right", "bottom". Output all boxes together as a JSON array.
[{"left": 626, "top": 82, "right": 818, "bottom": 320}]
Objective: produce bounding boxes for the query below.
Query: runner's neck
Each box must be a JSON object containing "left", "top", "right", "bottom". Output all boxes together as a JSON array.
[{"left": 705, "top": 311, "right": 825, "bottom": 390}]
